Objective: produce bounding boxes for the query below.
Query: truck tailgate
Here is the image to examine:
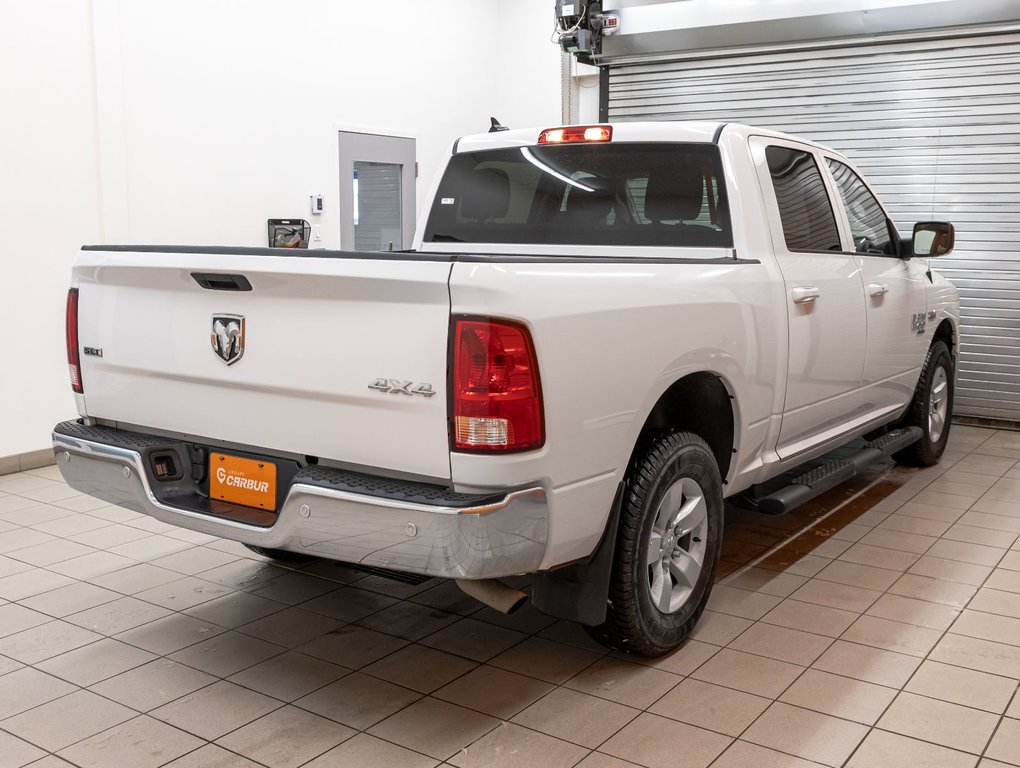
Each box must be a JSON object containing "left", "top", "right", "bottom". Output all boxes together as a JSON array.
[{"left": 74, "top": 249, "right": 453, "bottom": 480}]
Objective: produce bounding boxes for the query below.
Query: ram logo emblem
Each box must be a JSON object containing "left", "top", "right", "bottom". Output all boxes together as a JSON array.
[
  {"left": 910, "top": 312, "right": 926, "bottom": 335},
  {"left": 211, "top": 315, "right": 245, "bottom": 365},
  {"left": 369, "top": 379, "right": 435, "bottom": 397}
]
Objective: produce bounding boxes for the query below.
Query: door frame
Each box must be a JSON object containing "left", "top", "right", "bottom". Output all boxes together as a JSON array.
[{"left": 337, "top": 129, "right": 417, "bottom": 251}]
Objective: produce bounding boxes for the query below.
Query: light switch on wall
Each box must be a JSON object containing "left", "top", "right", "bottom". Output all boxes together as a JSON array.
[{"left": 312, "top": 225, "right": 322, "bottom": 242}]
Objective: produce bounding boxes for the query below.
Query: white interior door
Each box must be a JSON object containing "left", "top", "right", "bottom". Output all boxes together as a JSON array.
[{"left": 339, "top": 132, "right": 416, "bottom": 251}]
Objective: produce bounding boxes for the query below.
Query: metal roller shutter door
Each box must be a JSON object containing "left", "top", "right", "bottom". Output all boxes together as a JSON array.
[{"left": 608, "top": 30, "right": 1020, "bottom": 423}]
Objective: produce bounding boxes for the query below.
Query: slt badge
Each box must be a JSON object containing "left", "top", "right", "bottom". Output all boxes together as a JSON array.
[{"left": 211, "top": 315, "right": 245, "bottom": 365}]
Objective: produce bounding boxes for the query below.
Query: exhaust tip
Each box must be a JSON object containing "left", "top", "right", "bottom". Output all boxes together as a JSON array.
[
  {"left": 456, "top": 578, "right": 529, "bottom": 615},
  {"left": 504, "top": 591, "right": 528, "bottom": 615}
]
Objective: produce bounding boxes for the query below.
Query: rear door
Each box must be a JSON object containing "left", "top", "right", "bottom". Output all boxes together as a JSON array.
[
  {"left": 822, "top": 156, "right": 930, "bottom": 420},
  {"left": 74, "top": 248, "right": 453, "bottom": 480},
  {"left": 750, "top": 137, "right": 867, "bottom": 459}
]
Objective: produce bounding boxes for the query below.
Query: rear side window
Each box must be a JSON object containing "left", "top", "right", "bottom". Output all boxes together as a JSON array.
[
  {"left": 423, "top": 143, "right": 732, "bottom": 248},
  {"left": 765, "top": 146, "right": 841, "bottom": 252},
  {"left": 826, "top": 158, "right": 896, "bottom": 255}
]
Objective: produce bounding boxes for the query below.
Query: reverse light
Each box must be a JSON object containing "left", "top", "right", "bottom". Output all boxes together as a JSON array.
[
  {"left": 538, "top": 125, "right": 613, "bottom": 144},
  {"left": 66, "top": 288, "right": 83, "bottom": 393},
  {"left": 452, "top": 318, "right": 544, "bottom": 452}
]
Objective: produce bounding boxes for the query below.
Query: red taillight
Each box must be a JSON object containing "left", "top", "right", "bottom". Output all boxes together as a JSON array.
[
  {"left": 66, "top": 288, "right": 83, "bottom": 393},
  {"left": 538, "top": 125, "right": 613, "bottom": 144},
  {"left": 452, "top": 318, "right": 544, "bottom": 452}
]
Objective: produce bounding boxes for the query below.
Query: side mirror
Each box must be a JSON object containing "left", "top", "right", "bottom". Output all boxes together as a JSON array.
[{"left": 912, "top": 221, "right": 954, "bottom": 257}]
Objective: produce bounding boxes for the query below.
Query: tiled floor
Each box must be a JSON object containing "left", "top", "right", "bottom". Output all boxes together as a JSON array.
[{"left": 1, "top": 426, "right": 1019, "bottom": 768}]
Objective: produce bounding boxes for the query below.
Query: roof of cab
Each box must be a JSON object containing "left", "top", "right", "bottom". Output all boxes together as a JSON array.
[{"left": 453, "top": 121, "right": 838, "bottom": 156}]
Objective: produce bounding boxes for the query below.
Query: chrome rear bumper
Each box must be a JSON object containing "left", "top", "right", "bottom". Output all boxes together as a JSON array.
[{"left": 52, "top": 422, "right": 548, "bottom": 580}]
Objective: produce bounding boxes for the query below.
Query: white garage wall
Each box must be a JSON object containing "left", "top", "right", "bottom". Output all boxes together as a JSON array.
[
  {"left": 0, "top": 2, "right": 104, "bottom": 464},
  {"left": 495, "top": 0, "right": 564, "bottom": 129},
  {"left": 102, "top": 0, "right": 501, "bottom": 248},
  {"left": 0, "top": 0, "right": 561, "bottom": 462}
]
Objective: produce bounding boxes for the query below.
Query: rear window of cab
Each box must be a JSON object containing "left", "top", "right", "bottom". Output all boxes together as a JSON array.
[{"left": 424, "top": 143, "right": 733, "bottom": 248}]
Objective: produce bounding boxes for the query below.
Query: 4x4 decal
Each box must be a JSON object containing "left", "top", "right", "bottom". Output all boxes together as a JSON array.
[{"left": 368, "top": 379, "right": 436, "bottom": 397}]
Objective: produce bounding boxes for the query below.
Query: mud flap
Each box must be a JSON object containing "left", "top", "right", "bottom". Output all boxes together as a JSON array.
[{"left": 531, "top": 482, "right": 624, "bottom": 626}]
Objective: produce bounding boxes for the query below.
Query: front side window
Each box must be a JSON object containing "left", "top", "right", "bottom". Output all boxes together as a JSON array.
[
  {"left": 827, "top": 159, "right": 896, "bottom": 255},
  {"left": 765, "top": 146, "right": 841, "bottom": 252},
  {"left": 423, "top": 143, "right": 732, "bottom": 248}
]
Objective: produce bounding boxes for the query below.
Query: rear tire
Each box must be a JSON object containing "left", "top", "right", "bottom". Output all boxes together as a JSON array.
[
  {"left": 586, "top": 431, "right": 724, "bottom": 657},
  {"left": 243, "top": 545, "right": 314, "bottom": 564},
  {"left": 895, "top": 340, "right": 954, "bottom": 467}
]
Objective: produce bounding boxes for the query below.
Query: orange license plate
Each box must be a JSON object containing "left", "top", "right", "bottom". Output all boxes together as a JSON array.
[{"left": 210, "top": 453, "right": 277, "bottom": 511}]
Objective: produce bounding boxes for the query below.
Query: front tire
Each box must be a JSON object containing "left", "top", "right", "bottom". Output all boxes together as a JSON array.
[
  {"left": 895, "top": 340, "right": 954, "bottom": 467},
  {"left": 587, "top": 431, "right": 724, "bottom": 657}
]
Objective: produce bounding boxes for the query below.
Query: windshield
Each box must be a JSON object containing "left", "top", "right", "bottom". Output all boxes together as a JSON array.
[{"left": 423, "top": 142, "right": 732, "bottom": 248}]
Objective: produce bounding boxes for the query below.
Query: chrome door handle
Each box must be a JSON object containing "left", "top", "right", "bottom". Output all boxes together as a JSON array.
[
  {"left": 869, "top": 282, "right": 889, "bottom": 297},
  {"left": 792, "top": 287, "right": 820, "bottom": 304}
]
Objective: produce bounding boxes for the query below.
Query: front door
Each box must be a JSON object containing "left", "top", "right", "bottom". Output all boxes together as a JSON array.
[
  {"left": 750, "top": 137, "right": 867, "bottom": 459},
  {"left": 339, "top": 131, "right": 416, "bottom": 251},
  {"left": 822, "top": 155, "right": 931, "bottom": 421}
]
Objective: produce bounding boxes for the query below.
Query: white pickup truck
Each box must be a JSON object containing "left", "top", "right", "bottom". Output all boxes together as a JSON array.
[{"left": 55, "top": 122, "right": 960, "bottom": 656}]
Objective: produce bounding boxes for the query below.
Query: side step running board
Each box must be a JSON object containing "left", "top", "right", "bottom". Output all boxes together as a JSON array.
[{"left": 757, "top": 427, "right": 922, "bottom": 515}]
